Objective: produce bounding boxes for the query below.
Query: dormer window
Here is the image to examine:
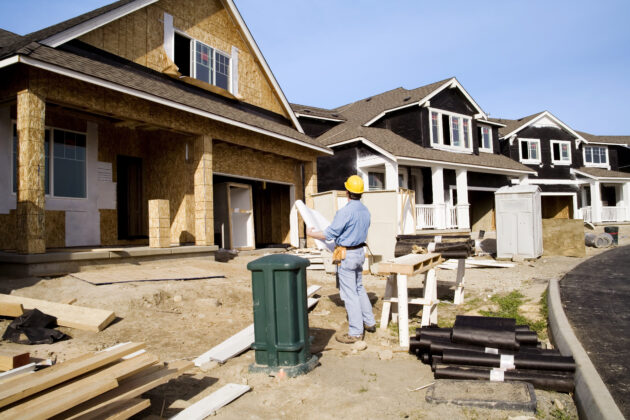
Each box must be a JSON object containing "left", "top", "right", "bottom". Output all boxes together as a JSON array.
[
  {"left": 478, "top": 126, "right": 493, "bottom": 152},
  {"left": 584, "top": 145, "right": 608, "bottom": 168},
  {"left": 174, "top": 33, "right": 231, "bottom": 92},
  {"left": 429, "top": 108, "right": 472, "bottom": 152},
  {"left": 550, "top": 140, "right": 571, "bottom": 165},
  {"left": 518, "top": 138, "right": 541, "bottom": 164}
]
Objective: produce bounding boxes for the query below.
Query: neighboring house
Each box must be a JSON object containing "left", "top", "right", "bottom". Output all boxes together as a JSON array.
[
  {"left": 293, "top": 77, "right": 535, "bottom": 232},
  {"left": 0, "top": 0, "right": 331, "bottom": 254},
  {"left": 492, "top": 111, "right": 630, "bottom": 224}
]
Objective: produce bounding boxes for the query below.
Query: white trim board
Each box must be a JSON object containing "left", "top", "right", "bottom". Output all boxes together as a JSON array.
[
  {"left": 170, "top": 383, "right": 250, "bottom": 419},
  {"left": 40, "top": 0, "right": 158, "bottom": 47},
  {"left": 572, "top": 169, "right": 630, "bottom": 182},
  {"left": 0, "top": 56, "right": 331, "bottom": 155},
  {"left": 328, "top": 137, "right": 398, "bottom": 163},
  {"left": 525, "top": 179, "right": 585, "bottom": 185},
  {"left": 213, "top": 172, "right": 295, "bottom": 186}
]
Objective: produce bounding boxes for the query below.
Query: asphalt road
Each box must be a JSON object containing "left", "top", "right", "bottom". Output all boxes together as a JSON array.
[{"left": 559, "top": 245, "right": 630, "bottom": 417}]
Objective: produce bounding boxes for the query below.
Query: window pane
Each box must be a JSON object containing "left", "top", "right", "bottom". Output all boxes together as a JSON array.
[
  {"left": 530, "top": 142, "right": 538, "bottom": 160},
  {"left": 481, "top": 127, "right": 491, "bottom": 149},
  {"left": 195, "top": 42, "right": 211, "bottom": 84},
  {"left": 552, "top": 143, "right": 560, "bottom": 160},
  {"left": 561, "top": 144, "right": 569, "bottom": 160},
  {"left": 54, "top": 130, "right": 86, "bottom": 198},
  {"left": 431, "top": 112, "right": 439, "bottom": 144},
  {"left": 592, "top": 147, "right": 600, "bottom": 164},
  {"left": 398, "top": 174, "right": 404, "bottom": 188},
  {"left": 368, "top": 172, "right": 384, "bottom": 190},
  {"left": 521, "top": 141, "right": 528, "bottom": 160},
  {"left": 463, "top": 119, "right": 470, "bottom": 148},
  {"left": 451, "top": 116, "right": 460, "bottom": 147},
  {"left": 585, "top": 147, "right": 592, "bottom": 163},
  {"left": 599, "top": 147, "right": 607, "bottom": 164},
  {"left": 214, "top": 51, "right": 230, "bottom": 90}
]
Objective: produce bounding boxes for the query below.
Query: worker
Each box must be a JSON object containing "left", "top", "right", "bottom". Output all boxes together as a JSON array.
[{"left": 307, "top": 175, "right": 376, "bottom": 343}]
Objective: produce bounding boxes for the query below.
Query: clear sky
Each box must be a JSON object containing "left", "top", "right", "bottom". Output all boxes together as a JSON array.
[{"left": 1, "top": 0, "right": 629, "bottom": 134}]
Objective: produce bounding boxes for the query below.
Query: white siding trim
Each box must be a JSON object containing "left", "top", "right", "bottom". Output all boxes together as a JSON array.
[
  {"left": 231, "top": 46, "right": 239, "bottom": 97},
  {"left": 163, "top": 13, "right": 174, "bottom": 61}
]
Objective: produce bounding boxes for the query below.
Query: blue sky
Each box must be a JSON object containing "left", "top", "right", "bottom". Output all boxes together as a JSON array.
[{"left": 1, "top": 0, "right": 629, "bottom": 134}]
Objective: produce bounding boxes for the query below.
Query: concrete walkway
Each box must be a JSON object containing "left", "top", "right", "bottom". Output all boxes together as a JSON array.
[{"left": 551, "top": 245, "right": 630, "bottom": 419}]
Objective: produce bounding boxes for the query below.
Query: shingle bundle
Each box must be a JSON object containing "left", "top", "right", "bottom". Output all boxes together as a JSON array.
[
  {"left": 410, "top": 315, "right": 575, "bottom": 392},
  {"left": 395, "top": 235, "right": 474, "bottom": 259}
]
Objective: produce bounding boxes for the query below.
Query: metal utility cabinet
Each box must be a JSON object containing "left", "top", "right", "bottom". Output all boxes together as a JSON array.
[{"left": 495, "top": 185, "right": 543, "bottom": 259}]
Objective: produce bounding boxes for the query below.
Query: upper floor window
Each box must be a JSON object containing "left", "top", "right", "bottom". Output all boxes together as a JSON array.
[
  {"left": 519, "top": 138, "right": 541, "bottom": 164},
  {"left": 429, "top": 108, "right": 472, "bottom": 152},
  {"left": 12, "top": 124, "right": 86, "bottom": 198},
  {"left": 478, "top": 126, "right": 492, "bottom": 152},
  {"left": 550, "top": 140, "right": 571, "bottom": 165},
  {"left": 584, "top": 145, "right": 608, "bottom": 167},
  {"left": 174, "top": 33, "right": 231, "bottom": 91}
]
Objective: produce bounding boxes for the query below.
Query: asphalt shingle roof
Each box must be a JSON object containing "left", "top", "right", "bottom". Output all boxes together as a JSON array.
[
  {"left": 489, "top": 112, "right": 545, "bottom": 138},
  {"left": 576, "top": 167, "right": 630, "bottom": 179},
  {"left": 576, "top": 131, "right": 630, "bottom": 146}
]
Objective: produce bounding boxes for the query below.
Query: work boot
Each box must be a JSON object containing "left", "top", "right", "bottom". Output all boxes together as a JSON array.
[
  {"left": 364, "top": 323, "right": 376, "bottom": 333},
  {"left": 335, "top": 333, "right": 364, "bottom": 344}
]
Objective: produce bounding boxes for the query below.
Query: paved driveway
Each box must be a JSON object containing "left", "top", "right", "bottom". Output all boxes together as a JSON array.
[{"left": 560, "top": 245, "right": 630, "bottom": 417}]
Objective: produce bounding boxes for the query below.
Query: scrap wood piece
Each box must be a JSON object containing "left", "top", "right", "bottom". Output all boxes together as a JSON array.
[
  {"left": 0, "top": 351, "right": 30, "bottom": 372},
  {"left": 70, "top": 267, "right": 225, "bottom": 286},
  {"left": 72, "top": 398, "right": 151, "bottom": 420},
  {"left": 0, "top": 342, "right": 143, "bottom": 409},
  {"left": 378, "top": 253, "right": 443, "bottom": 275},
  {"left": 0, "top": 294, "right": 115, "bottom": 332},
  {"left": 60, "top": 360, "right": 193, "bottom": 420},
  {"left": 170, "top": 383, "right": 250, "bottom": 420},
  {"left": 439, "top": 258, "right": 515, "bottom": 270},
  {"left": 194, "top": 285, "right": 321, "bottom": 366},
  {"left": 0, "top": 363, "right": 36, "bottom": 383},
  {"left": 0, "top": 302, "right": 23, "bottom": 318}
]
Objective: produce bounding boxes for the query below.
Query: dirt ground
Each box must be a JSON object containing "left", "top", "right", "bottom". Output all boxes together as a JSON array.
[{"left": 0, "top": 225, "right": 627, "bottom": 419}]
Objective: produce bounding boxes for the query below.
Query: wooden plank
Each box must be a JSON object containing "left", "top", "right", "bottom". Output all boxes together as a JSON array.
[
  {"left": 72, "top": 398, "right": 151, "bottom": 420},
  {"left": 0, "top": 342, "right": 143, "bottom": 409},
  {"left": 0, "top": 294, "right": 115, "bottom": 332},
  {"left": 194, "top": 285, "right": 321, "bottom": 366},
  {"left": 0, "top": 351, "right": 29, "bottom": 372},
  {"left": 171, "top": 383, "right": 250, "bottom": 419},
  {"left": 0, "top": 379, "right": 118, "bottom": 420},
  {"left": 378, "top": 253, "right": 442, "bottom": 275},
  {"left": 0, "top": 363, "right": 36, "bottom": 383},
  {"left": 61, "top": 361, "right": 193, "bottom": 420},
  {"left": 0, "top": 302, "right": 24, "bottom": 317}
]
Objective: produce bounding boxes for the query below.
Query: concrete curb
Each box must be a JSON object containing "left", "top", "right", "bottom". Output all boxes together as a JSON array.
[{"left": 547, "top": 278, "right": 624, "bottom": 420}]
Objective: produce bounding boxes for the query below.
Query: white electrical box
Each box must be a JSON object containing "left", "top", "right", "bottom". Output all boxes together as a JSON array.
[{"left": 495, "top": 185, "right": 543, "bottom": 259}]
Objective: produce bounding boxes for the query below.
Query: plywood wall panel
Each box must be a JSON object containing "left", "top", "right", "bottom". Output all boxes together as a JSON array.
[{"left": 45, "top": 210, "right": 65, "bottom": 248}]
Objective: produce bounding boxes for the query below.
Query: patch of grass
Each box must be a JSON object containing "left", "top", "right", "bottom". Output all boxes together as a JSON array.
[
  {"left": 479, "top": 290, "right": 526, "bottom": 322},
  {"left": 358, "top": 385, "right": 368, "bottom": 393},
  {"left": 548, "top": 407, "right": 574, "bottom": 420}
]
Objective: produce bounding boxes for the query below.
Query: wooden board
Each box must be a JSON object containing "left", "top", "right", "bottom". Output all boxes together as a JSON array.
[
  {"left": 542, "top": 218, "right": 586, "bottom": 258},
  {"left": 60, "top": 360, "right": 192, "bottom": 420},
  {"left": 0, "top": 351, "right": 29, "bottom": 372},
  {"left": 72, "top": 398, "right": 151, "bottom": 420},
  {"left": 377, "top": 253, "right": 443, "bottom": 275},
  {"left": 194, "top": 285, "right": 321, "bottom": 366},
  {"left": 0, "top": 342, "right": 143, "bottom": 409},
  {"left": 0, "top": 302, "right": 23, "bottom": 317},
  {"left": 0, "top": 294, "right": 115, "bottom": 332},
  {"left": 0, "top": 363, "right": 36, "bottom": 383},
  {"left": 70, "top": 267, "right": 224, "bottom": 285},
  {"left": 171, "top": 383, "right": 250, "bottom": 419}
]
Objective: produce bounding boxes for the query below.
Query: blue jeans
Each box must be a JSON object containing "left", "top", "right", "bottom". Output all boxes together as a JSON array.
[{"left": 337, "top": 248, "right": 375, "bottom": 336}]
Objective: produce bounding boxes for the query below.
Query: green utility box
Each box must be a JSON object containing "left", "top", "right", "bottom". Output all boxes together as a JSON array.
[{"left": 247, "top": 254, "right": 318, "bottom": 377}]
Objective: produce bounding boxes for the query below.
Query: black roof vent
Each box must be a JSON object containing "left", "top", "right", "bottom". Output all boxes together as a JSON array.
[
  {"left": 403, "top": 96, "right": 411, "bottom": 101},
  {"left": 303, "top": 109, "right": 311, "bottom": 113},
  {"left": 365, "top": 97, "right": 372, "bottom": 102},
  {"left": 331, "top": 113, "right": 339, "bottom": 117}
]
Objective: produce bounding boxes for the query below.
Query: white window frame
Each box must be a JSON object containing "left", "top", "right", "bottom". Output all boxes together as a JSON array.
[
  {"left": 583, "top": 145, "right": 609, "bottom": 168},
  {"left": 550, "top": 140, "right": 572, "bottom": 166},
  {"left": 367, "top": 169, "right": 385, "bottom": 191},
  {"left": 398, "top": 169, "right": 408, "bottom": 189},
  {"left": 478, "top": 125, "right": 493, "bottom": 153},
  {"left": 192, "top": 39, "right": 231, "bottom": 92},
  {"left": 11, "top": 121, "right": 88, "bottom": 200},
  {"left": 428, "top": 107, "right": 473, "bottom": 153},
  {"left": 518, "top": 138, "right": 542, "bottom": 164}
]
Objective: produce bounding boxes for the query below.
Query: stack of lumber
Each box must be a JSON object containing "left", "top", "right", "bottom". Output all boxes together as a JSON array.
[
  {"left": 410, "top": 316, "right": 575, "bottom": 393},
  {"left": 395, "top": 235, "right": 474, "bottom": 259},
  {"left": 289, "top": 248, "right": 326, "bottom": 270},
  {"left": 0, "top": 294, "right": 116, "bottom": 332},
  {"left": 0, "top": 342, "right": 192, "bottom": 419}
]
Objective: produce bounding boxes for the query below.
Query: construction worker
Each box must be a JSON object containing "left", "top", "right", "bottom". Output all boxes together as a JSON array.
[{"left": 307, "top": 175, "right": 376, "bottom": 343}]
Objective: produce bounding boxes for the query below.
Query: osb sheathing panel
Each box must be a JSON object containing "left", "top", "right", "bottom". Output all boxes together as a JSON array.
[
  {"left": 0, "top": 210, "right": 64, "bottom": 250},
  {"left": 0, "top": 212, "right": 17, "bottom": 251},
  {"left": 542, "top": 218, "right": 586, "bottom": 258},
  {"left": 78, "top": 0, "right": 288, "bottom": 117},
  {"left": 9, "top": 105, "right": 88, "bottom": 133}
]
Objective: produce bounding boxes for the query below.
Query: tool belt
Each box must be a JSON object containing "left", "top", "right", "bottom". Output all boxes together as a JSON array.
[{"left": 332, "top": 243, "right": 366, "bottom": 265}]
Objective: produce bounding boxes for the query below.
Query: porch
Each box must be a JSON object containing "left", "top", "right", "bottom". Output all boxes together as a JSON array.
[{"left": 577, "top": 178, "right": 630, "bottom": 224}]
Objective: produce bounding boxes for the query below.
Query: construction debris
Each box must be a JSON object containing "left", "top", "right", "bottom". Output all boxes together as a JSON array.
[
  {"left": 2, "top": 309, "right": 67, "bottom": 345},
  {"left": 0, "top": 342, "right": 191, "bottom": 419},
  {"left": 395, "top": 235, "right": 475, "bottom": 259},
  {"left": 170, "top": 383, "right": 250, "bottom": 419},
  {"left": 439, "top": 258, "right": 515, "bottom": 270},
  {"left": 0, "top": 351, "right": 30, "bottom": 372},
  {"left": 585, "top": 232, "right": 613, "bottom": 248}
]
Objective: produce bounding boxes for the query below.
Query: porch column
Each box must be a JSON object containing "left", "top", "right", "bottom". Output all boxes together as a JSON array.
[
  {"left": 194, "top": 135, "right": 214, "bottom": 246},
  {"left": 590, "top": 180, "right": 602, "bottom": 223},
  {"left": 16, "top": 89, "right": 46, "bottom": 254},
  {"left": 455, "top": 169, "right": 470, "bottom": 229},
  {"left": 304, "top": 159, "right": 317, "bottom": 247},
  {"left": 431, "top": 167, "right": 446, "bottom": 229},
  {"left": 385, "top": 160, "right": 398, "bottom": 190},
  {"left": 623, "top": 182, "right": 630, "bottom": 222}
]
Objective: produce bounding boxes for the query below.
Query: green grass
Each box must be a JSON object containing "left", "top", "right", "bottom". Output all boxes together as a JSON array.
[
  {"left": 479, "top": 289, "right": 549, "bottom": 339},
  {"left": 358, "top": 386, "right": 368, "bottom": 393}
]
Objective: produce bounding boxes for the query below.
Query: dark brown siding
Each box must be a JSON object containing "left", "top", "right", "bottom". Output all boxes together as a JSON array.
[
  {"left": 373, "top": 106, "right": 422, "bottom": 145},
  {"left": 317, "top": 146, "right": 357, "bottom": 192},
  {"left": 298, "top": 118, "right": 340, "bottom": 138}
]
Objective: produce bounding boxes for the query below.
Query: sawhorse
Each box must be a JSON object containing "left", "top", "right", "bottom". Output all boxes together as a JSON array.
[{"left": 377, "top": 253, "right": 443, "bottom": 348}]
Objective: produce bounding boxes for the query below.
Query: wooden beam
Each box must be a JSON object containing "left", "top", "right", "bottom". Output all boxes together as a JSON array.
[
  {"left": 0, "top": 351, "right": 30, "bottom": 372},
  {"left": 0, "top": 342, "right": 143, "bottom": 409},
  {"left": 71, "top": 398, "right": 151, "bottom": 420},
  {"left": 170, "top": 383, "right": 250, "bottom": 419},
  {"left": 0, "top": 294, "right": 116, "bottom": 332},
  {"left": 0, "top": 302, "right": 24, "bottom": 318},
  {"left": 377, "top": 253, "right": 443, "bottom": 276}
]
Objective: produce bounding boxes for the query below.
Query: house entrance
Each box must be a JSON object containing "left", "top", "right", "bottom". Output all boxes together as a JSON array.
[{"left": 117, "top": 155, "right": 147, "bottom": 239}]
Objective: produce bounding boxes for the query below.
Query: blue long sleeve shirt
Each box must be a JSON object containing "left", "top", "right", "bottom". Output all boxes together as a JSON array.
[{"left": 324, "top": 199, "right": 371, "bottom": 247}]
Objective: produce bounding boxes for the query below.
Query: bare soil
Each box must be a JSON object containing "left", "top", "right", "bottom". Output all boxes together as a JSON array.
[{"left": 0, "top": 225, "right": 627, "bottom": 419}]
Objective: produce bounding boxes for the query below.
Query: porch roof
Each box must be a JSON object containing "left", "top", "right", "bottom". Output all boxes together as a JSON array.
[
  {"left": 574, "top": 167, "right": 630, "bottom": 181},
  {"left": 576, "top": 131, "right": 630, "bottom": 146},
  {"left": 321, "top": 125, "right": 536, "bottom": 175}
]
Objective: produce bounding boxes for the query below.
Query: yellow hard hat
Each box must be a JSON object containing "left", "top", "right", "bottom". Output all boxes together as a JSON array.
[{"left": 344, "top": 175, "right": 364, "bottom": 194}]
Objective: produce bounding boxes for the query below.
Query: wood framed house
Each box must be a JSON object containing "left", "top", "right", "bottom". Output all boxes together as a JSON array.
[
  {"left": 0, "top": 0, "right": 331, "bottom": 255},
  {"left": 492, "top": 111, "right": 630, "bottom": 224},
  {"left": 293, "top": 78, "right": 535, "bottom": 232}
]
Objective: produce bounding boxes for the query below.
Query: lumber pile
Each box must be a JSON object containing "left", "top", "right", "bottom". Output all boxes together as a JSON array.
[
  {"left": 395, "top": 235, "right": 474, "bottom": 259},
  {"left": 0, "top": 351, "right": 30, "bottom": 372},
  {"left": 289, "top": 248, "right": 326, "bottom": 270},
  {"left": 0, "top": 294, "right": 115, "bottom": 332},
  {"left": 410, "top": 316, "right": 575, "bottom": 393},
  {"left": 0, "top": 342, "right": 192, "bottom": 419}
]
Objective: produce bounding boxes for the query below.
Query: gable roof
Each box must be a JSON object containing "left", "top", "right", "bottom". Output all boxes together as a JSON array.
[
  {"left": 0, "top": 0, "right": 305, "bottom": 135},
  {"left": 291, "top": 103, "right": 346, "bottom": 122},
  {"left": 576, "top": 131, "right": 630, "bottom": 146},
  {"left": 490, "top": 110, "right": 587, "bottom": 143},
  {"left": 573, "top": 167, "right": 630, "bottom": 181}
]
